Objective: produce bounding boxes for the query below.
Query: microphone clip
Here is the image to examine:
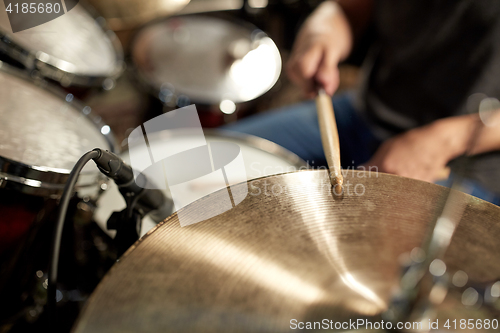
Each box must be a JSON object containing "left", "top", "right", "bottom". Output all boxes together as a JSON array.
[{"left": 92, "top": 149, "right": 172, "bottom": 256}]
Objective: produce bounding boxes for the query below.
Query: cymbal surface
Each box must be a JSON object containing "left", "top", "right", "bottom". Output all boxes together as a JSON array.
[
  {"left": 74, "top": 170, "right": 500, "bottom": 332},
  {"left": 87, "top": 0, "right": 190, "bottom": 30}
]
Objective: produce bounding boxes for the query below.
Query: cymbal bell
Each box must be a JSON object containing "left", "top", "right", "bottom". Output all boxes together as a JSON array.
[{"left": 74, "top": 170, "right": 500, "bottom": 332}]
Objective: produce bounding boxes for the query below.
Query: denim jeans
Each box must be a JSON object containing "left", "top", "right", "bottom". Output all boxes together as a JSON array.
[
  {"left": 224, "top": 93, "right": 500, "bottom": 206},
  {"left": 225, "top": 93, "right": 381, "bottom": 167}
]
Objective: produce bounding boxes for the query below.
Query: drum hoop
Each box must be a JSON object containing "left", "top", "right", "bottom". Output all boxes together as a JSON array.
[
  {"left": 0, "top": 172, "right": 104, "bottom": 199},
  {"left": 0, "top": 61, "right": 117, "bottom": 195},
  {"left": 129, "top": 14, "right": 281, "bottom": 104},
  {"left": 0, "top": 3, "right": 124, "bottom": 87}
]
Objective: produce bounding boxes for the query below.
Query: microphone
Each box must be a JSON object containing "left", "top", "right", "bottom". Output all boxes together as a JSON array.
[{"left": 91, "top": 148, "right": 173, "bottom": 223}]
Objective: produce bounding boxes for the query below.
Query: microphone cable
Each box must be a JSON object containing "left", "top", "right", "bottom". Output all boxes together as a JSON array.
[{"left": 47, "top": 148, "right": 170, "bottom": 330}]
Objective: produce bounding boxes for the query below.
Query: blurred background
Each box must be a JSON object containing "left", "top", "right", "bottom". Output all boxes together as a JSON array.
[{"left": 75, "top": 0, "right": 362, "bottom": 145}]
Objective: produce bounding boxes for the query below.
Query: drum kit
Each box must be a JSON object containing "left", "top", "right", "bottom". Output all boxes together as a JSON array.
[
  {"left": 0, "top": 0, "right": 499, "bottom": 332},
  {"left": 0, "top": 3, "right": 124, "bottom": 89}
]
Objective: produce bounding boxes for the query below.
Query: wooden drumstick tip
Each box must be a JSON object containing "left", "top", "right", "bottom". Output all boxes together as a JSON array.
[{"left": 330, "top": 170, "right": 344, "bottom": 195}]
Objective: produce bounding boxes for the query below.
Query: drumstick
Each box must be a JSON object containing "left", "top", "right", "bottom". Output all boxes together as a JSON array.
[{"left": 316, "top": 88, "right": 343, "bottom": 193}]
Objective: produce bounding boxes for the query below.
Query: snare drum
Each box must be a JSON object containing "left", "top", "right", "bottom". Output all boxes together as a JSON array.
[
  {"left": 0, "top": 62, "right": 116, "bottom": 326},
  {"left": 94, "top": 129, "right": 306, "bottom": 236},
  {"left": 0, "top": 2, "right": 123, "bottom": 88}
]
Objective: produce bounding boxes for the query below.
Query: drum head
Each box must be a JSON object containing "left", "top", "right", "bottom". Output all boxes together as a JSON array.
[
  {"left": 0, "top": 3, "right": 123, "bottom": 86},
  {"left": 0, "top": 63, "right": 115, "bottom": 194},
  {"left": 94, "top": 129, "right": 306, "bottom": 237},
  {"left": 131, "top": 15, "right": 281, "bottom": 104}
]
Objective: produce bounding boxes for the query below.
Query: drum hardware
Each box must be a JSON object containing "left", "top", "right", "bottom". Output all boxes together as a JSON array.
[
  {"left": 384, "top": 97, "right": 500, "bottom": 329},
  {"left": 92, "top": 149, "right": 172, "bottom": 255},
  {"left": 0, "top": 2, "right": 124, "bottom": 90},
  {"left": 444, "top": 275, "right": 500, "bottom": 313}
]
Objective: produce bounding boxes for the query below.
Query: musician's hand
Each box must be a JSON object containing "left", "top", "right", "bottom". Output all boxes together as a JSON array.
[
  {"left": 364, "top": 119, "right": 471, "bottom": 183},
  {"left": 286, "top": 2, "right": 352, "bottom": 98}
]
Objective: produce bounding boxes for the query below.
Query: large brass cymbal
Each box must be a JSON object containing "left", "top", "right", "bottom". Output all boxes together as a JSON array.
[
  {"left": 85, "top": 0, "right": 190, "bottom": 30},
  {"left": 74, "top": 170, "right": 500, "bottom": 332}
]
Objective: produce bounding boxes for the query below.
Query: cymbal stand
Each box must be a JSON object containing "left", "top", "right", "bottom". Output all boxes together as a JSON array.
[{"left": 384, "top": 99, "right": 500, "bottom": 328}]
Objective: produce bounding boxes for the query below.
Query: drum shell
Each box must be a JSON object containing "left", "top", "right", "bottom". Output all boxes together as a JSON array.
[
  {"left": 0, "top": 186, "right": 58, "bottom": 325},
  {"left": 0, "top": 63, "right": 117, "bottom": 327}
]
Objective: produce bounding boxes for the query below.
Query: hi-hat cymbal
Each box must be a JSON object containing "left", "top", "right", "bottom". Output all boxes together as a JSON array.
[
  {"left": 74, "top": 170, "right": 500, "bottom": 332},
  {"left": 86, "top": 0, "right": 190, "bottom": 30}
]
